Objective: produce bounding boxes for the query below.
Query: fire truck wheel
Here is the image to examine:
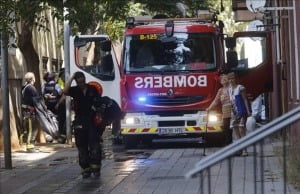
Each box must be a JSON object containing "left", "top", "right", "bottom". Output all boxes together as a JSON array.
[
  {"left": 141, "top": 135, "right": 153, "bottom": 147},
  {"left": 123, "top": 135, "right": 139, "bottom": 149}
]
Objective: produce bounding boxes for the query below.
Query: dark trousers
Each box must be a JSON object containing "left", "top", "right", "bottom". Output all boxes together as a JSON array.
[
  {"left": 57, "top": 103, "right": 66, "bottom": 136},
  {"left": 22, "top": 108, "right": 38, "bottom": 147},
  {"left": 73, "top": 117, "right": 102, "bottom": 172},
  {"left": 223, "top": 117, "right": 232, "bottom": 144}
]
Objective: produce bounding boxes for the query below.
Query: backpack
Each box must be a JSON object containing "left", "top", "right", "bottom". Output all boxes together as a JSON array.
[
  {"left": 234, "top": 94, "right": 248, "bottom": 116},
  {"left": 43, "top": 82, "right": 60, "bottom": 106},
  {"left": 231, "top": 85, "right": 251, "bottom": 116},
  {"left": 92, "top": 96, "right": 122, "bottom": 126}
]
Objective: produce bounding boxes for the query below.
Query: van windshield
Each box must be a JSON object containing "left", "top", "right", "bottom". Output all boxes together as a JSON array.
[{"left": 123, "top": 33, "right": 216, "bottom": 73}]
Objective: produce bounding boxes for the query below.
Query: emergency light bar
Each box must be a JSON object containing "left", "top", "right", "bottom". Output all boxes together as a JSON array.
[{"left": 125, "top": 12, "right": 216, "bottom": 29}]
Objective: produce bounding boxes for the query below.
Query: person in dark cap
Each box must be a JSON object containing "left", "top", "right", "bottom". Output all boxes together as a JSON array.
[
  {"left": 42, "top": 72, "right": 65, "bottom": 142},
  {"left": 42, "top": 72, "right": 62, "bottom": 113}
]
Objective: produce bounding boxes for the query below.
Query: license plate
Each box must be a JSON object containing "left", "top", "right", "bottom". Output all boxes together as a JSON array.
[{"left": 158, "top": 127, "right": 184, "bottom": 134}]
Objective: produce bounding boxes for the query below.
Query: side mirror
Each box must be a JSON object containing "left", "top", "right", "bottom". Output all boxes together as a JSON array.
[
  {"left": 226, "top": 50, "right": 238, "bottom": 68},
  {"left": 225, "top": 37, "right": 236, "bottom": 49},
  {"left": 100, "top": 40, "right": 112, "bottom": 52}
]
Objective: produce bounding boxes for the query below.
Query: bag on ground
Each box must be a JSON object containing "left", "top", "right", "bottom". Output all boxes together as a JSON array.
[
  {"left": 246, "top": 116, "right": 256, "bottom": 133},
  {"left": 32, "top": 96, "right": 59, "bottom": 138}
]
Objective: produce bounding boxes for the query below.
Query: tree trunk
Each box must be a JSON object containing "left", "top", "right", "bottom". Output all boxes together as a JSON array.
[
  {"left": 17, "top": 20, "right": 41, "bottom": 92},
  {"left": 16, "top": 19, "right": 45, "bottom": 143}
]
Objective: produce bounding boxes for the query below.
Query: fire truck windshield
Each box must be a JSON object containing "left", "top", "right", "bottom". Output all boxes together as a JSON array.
[{"left": 123, "top": 33, "right": 216, "bottom": 73}]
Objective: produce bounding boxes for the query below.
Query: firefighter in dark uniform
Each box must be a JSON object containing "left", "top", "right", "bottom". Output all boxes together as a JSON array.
[
  {"left": 63, "top": 71, "right": 102, "bottom": 178},
  {"left": 42, "top": 72, "right": 66, "bottom": 142},
  {"left": 42, "top": 72, "right": 62, "bottom": 115},
  {"left": 21, "top": 72, "right": 39, "bottom": 153}
]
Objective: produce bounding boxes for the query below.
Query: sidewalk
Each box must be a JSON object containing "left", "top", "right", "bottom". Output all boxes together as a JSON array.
[{"left": 0, "top": 140, "right": 299, "bottom": 194}]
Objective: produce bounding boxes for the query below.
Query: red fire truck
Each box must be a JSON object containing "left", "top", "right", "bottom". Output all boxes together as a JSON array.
[{"left": 70, "top": 14, "right": 274, "bottom": 148}]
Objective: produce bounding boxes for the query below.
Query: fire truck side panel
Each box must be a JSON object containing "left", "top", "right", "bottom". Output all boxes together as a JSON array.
[
  {"left": 69, "top": 35, "right": 121, "bottom": 106},
  {"left": 233, "top": 31, "right": 274, "bottom": 100}
]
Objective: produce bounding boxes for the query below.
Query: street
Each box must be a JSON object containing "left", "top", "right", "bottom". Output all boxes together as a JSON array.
[
  {"left": 0, "top": 129, "right": 218, "bottom": 194},
  {"left": 1, "top": 129, "right": 298, "bottom": 194}
]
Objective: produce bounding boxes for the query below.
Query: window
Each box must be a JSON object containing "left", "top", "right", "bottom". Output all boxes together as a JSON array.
[
  {"left": 123, "top": 33, "right": 216, "bottom": 73},
  {"left": 75, "top": 38, "right": 115, "bottom": 81},
  {"left": 234, "top": 36, "right": 267, "bottom": 70}
]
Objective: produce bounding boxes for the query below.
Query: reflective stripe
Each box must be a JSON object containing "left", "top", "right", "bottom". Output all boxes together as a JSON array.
[
  {"left": 82, "top": 167, "right": 91, "bottom": 173},
  {"left": 121, "top": 126, "right": 222, "bottom": 133},
  {"left": 90, "top": 164, "right": 100, "bottom": 169},
  {"left": 26, "top": 144, "right": 35, "bottom": 149},
  {"left": 22, "top": 104, "right": 34, "bottom": 109},
  {"left": 123, "top": 128, "right": 158, "bottom": 133},
  {"left": 186, "top": 126, "right": 204, "bottom": 131}
]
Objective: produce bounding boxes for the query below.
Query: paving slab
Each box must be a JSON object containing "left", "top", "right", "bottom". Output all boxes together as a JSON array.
[{"left": 1, "top": 140, "right": 300, "bottom": 194}]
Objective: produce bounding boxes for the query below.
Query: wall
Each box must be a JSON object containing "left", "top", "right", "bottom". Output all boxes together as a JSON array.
[
  {"left": 231, "top": 0, "right": 300, "bottom": 140},
  {"left": 0, "top": 7, "right": 64, "bottom": 148}
]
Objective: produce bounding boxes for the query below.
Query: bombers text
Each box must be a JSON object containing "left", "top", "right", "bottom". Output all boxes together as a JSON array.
[{"left": 134, "top": 75, "right": 207, "bottom": 88}]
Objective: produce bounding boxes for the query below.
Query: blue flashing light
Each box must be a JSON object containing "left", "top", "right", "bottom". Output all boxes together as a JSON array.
[{"left": 138, "top": 96, "right": 147, "bottom": 102}]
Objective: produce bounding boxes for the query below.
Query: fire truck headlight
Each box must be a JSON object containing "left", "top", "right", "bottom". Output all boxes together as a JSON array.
[
  {"left": 125, "top": 117, "right": 141, "bottom": 125},
  {"left": 208, "top": 114, "right": 219, "bottom": 122}
]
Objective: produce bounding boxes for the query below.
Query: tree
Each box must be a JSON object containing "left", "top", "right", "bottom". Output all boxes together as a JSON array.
[
  {"left": 134, "top": 0, "right": 181, "bottom": 17},
  {"left": 0, "top": 0, "right": 61, "bottom": 150},
  {"left": 0, "top": 1, "right": 14, "bottom": 34},
  {"left": 205, "top": 0, "right": 247, "bottom": 35},
  {"left": 0, "top": 0, "right": 57, "bottom": 91},
  {"left": 63, "top": 0, "right": 130, "bottom": 36}
]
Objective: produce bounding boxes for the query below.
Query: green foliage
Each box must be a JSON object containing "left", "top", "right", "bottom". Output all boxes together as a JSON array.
[
  {"left": 0, "top": 0, "right": 54, "bottom": 37},
  {"left": 134, "top": 0, "right": 180, "bottom": 17},
  {"left": 185, "top": 0, "right": 211, "bottom": 16},
  {"left": 104, "top": 2, "right": 144, "bottom": 42},
  {"left": 132, "top": 0, "right": 211, "bottom": 17},
  {"left": 0, "top": 0, "right": 16, "bottom": 34},
  {"left": 102, "top": 0, "right": 210, "bottom": 41},
  {"left": 1, "top": 0, "right": 247, "bottom": 48},
  {"left": 63, "top": 0, "right": 130, "bottom": 36},
  {"left": 46, "top": 1, "right": 63, "bottom": 21},
  {"left": 207, "top": 0, "right": 248, "bottom": 35}
]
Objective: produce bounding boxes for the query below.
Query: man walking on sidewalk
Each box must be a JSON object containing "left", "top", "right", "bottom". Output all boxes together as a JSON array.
[{"left": 63, "top": 71, "right": 102, "bottom": 178}]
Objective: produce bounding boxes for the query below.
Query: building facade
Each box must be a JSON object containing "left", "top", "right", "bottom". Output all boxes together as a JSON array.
[{"left": 232, "top": 0, "right": 300, "bottom": 141}]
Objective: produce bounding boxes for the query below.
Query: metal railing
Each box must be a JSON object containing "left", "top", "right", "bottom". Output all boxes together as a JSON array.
[{"left": 185, "top": 106, "right": 300, "bottom": 194}]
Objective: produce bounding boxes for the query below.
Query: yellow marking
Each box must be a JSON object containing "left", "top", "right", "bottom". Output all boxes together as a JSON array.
[
  {"left": 139, "top": 34, "right": 158, "bottom": 40},
  {"left": 185, "top": 126, "right": 194, "bottom": 132},
  {"left": 149, "top": 128, "right": 158, "bottom": 132},
  {"left": 121, "top": 126, "right": 223, "bottom": 133}
]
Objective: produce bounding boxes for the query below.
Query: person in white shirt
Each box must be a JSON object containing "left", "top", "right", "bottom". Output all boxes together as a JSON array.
[{"left": 228, "top": 72, "right": 251, "bottom": 156}]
